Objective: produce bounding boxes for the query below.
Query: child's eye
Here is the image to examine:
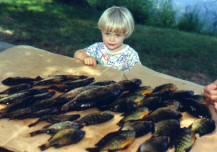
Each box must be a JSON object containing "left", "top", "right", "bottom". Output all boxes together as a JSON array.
[
  {"left": 115, "top": 34, "right": 121, "bottom": 37},
  {"left": 105, "top": 33, "right": 110, "bottom": 36}
]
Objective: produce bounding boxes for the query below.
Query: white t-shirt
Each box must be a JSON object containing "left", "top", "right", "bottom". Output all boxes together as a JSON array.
[{"left": 84, "top": 42, "right": 141, "bottom": 71}]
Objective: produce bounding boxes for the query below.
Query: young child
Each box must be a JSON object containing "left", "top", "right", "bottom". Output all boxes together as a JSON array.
[
  {"left": 204, "top": 80, "right": 217, "bottom": 111},
  {"left": 74, "top": 6, "right": 141, "bottom": 71}
]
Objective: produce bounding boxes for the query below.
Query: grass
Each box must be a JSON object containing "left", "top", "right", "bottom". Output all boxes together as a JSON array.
[{"left": 0, "top": 0, "right": 216, "bottom": 85}]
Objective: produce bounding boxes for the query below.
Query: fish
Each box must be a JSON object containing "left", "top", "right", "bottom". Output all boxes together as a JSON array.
[
  {"left": 118, "top": 107, "right": 150, "bottom": 126},
  {"left": 146, "top": 107, "right": 182, "bottom": 122},
  {"left": 30, "top": 121, "right": 83, "bottom": 136},
  {"left": 78, "top": 111, "right": 114, "bottom": 126},
  {"left": 86, "top": 130, "right": 136, "bottom": 152},
  {"left": 139, "top": 96, "right": 163, "bottom": 110},
  {"left": 39, "top": 128, "right": 85, "bottom": 151},
  {"left": 120, "top": 120, "right": 154, "bottom": 137},
  {"left": 1, "top": 76, "right": 42, "bottom": 86},
  {"left": 61, "top": 83, "right": 124, "bottom": 111},
  {"left": 0, "top": 83, "right": 33, "bottom": 95},
  {"left": 153, "top": 119, "right": 180, "bottom": 137},
  {"left": 178, "top": 98, "right": 211, "bottom": 118},
  {"left": 33, "top": 74, "right": 88, "bottom": 86},
  {"left": 90, "top": 80, "right": 116, "bottom": 86},
  {"left": 49, "top": 77, "right": 95, "bottom": 92},
  {"left": 152, "top": 83, "right": 177, "bottom": 94},
  {"left": 137, "top": 136, "right": 169, "bottom": 152},
  {"left": 117, "top": 79, "right": 142, "bottom": 92},
  {"left": 28, "top": 113, "right": 80, "bottom": 127},
  {"left": 190, "top": 118, "right": 216, "bottom": 136},
  {"left": 171, "top": 127, "right": 196, "bottom": 152},
  {"left": 171, "top": 90, "right": 194, "bottom": 100},
  {"left": 134, "top": 86, "right": 153, "bottom": 96}
]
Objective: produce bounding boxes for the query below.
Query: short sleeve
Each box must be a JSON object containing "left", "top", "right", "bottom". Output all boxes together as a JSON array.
[
  {"left": 127, "top": 52, "right": 141, "bottom": 71},
  {"left": 84, "top": 43, "right": 98, "bottom": 57}
]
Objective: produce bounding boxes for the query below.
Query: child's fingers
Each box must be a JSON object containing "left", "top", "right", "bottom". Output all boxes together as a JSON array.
[
  {"left": 214, "top": 102, "right": 217, "bottom": 111},
  {"left": 84, "top": 57, "right": 96, "bottom": 66}
]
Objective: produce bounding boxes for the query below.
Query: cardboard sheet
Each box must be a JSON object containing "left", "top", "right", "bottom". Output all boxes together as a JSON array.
[{"left": 0, "top": 45, "right": 216, "bottom": 152}]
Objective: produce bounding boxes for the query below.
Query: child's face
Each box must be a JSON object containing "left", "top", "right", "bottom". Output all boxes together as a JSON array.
[{"left": 101, "top": 30, "right": 126, "bottom": 51}]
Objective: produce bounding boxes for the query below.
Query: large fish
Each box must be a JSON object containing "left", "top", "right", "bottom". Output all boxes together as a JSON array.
[
  {"left": 39, "top": 128, "right": 85, "bottom": 151},
  {"left": 86, "top": 130, "right": 136, "bottom": 152},
  {"left": 0, "top": 83, "right": 33, "bottom": 95},
  {"left": 1, "top": 76, "right": 42, "bottom": 86}
]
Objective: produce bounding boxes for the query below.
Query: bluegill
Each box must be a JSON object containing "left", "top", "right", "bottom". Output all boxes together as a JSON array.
[
  {"left": 117, "top": 79, "right": 142, "bottom": 92},
  {"left": 30, "top": 121, "right": 83, "bottom": 136},
  {"left": 120, "top": 120, "right": 154, "bottom": 137},
  {"left": 86, "top": 130, "right": 136, "bottom": 152},
  {"left": 190, "top": 118, "right": 216, "bottom": 137},
  {"left": 1, "top": 76, "right": 42, "bottom": 86},
  {"left": 139, "top": 96, "right": 162, "bottom": 111},
  {"left": 28, "top": 113, "right": 80, "bottom": 127},
  {"left": 171, "top": 128, "right": 196, "bottom": 152},
  {"left": 118, "top": 107, "right": 150, "bottom": 126},
  {"left": 153, "top": 119, "right": 180, "bottom": 137},
  {"left": 153, "top": 83, "right": 177, "bottom": 94},
  {"left": 171, "top": 90, "right": 194, "bottom": 100},
  {"left": 137, "top": 136, "right": 169, "bottom": 152},
  {"left": 39, "top": 128, "right": 85, "bottom": 151},
  {"left": 78, "top": 111, "right": 114, "bottom": 126},
  {"left": 146, "top": 107, "right": 182, "bottom": 122},
  {"left": 134, "top": 86, "right": 153, "bottom": 96}
]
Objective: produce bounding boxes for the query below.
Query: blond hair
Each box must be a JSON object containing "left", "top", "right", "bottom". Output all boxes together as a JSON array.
[{"left": 98, "top": 6, "right": 134, "bottom": 38}]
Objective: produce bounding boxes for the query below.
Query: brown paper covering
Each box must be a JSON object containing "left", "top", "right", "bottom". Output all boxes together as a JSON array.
[{"left": 0, "top": 45, "right": 216, "bottom": 152}]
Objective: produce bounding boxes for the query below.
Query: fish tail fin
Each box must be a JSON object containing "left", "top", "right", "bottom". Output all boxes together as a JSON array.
[
  {"left": 30, "top": 130, "right": 42, "bottom": 136},
  {"left": 28, "top": 120, "right": 40, "bottom": 127},
  {"left": 86, "top": 147, "right": 100, "bottom": 152},
  {"left": 39, "top": 143, "right": 49, "bottom": 151}
]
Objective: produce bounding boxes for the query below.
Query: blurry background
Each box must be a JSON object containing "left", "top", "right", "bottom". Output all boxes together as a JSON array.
[{"left": 0, "top": 0, "right": 216, "bottom": 85}]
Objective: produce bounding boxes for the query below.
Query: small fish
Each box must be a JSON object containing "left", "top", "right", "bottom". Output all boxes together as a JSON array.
[
  {"left": 120, "top": 120, "right": 154, "bottom": 137},
  {"left": 118, "top": 107, "right": 150, "bottom": 126},
  {"left": 134, "top": 86, "right": 153, "bottom": 96},
  {"left": 90, "top": 80, "right": 116, "bottom": 86},
  {"left": 1, "top": 76, "right": 42, "bottom": 86},
  {"left": 39, "top": 128, "right": 85, "bottom": 151},
  {"left": 137, "top": 136, "right": 169, "bottom": 152},
  {"left": 30, "top": 121, "right": 83, "bottom": 136},
  {"left": 153, "top": 83, "right": 177, "bottom": 94},
  {"left": 171, "top": 90, "right": 194, "bottom": 100},
  {"left": 146, "top": 107, "right": 182, "bottom": 122},
  {"left": 28, "top": 113, "right": 80, "bottom": 127},
  {"left": 171, "top": 127, "right": 196, "bottom": 152},
  {"left": 78, "top": 111, "right": 114, "bottom": 126},
  {"left": 139, "top": 96, "right": 163, "bottom": 110},
  {"left": 86, "top": 130, "right": 136, "bottom": 152},
  {"left": 153, "top": 119, "right": 180, "bottom": 137},
  {"left": 190, "top": 118, "right": 216, "bottom": 136},
  {"left": 117, "top": 79, "right": 142, "bottom": 92}
]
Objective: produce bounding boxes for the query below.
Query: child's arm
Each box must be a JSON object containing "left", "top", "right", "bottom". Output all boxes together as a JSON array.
[
  {"left": 74, "top": 49, "right": 97, "bottom": 66},
  {"left": 204, "top": 80, "right": 217, "bottom": 110}
]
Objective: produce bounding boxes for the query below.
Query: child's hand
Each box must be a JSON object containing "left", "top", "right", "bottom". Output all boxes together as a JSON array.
[
  {"left": 204, "top": 80, "right": 217, "bottom": 110},
  {"left": 84, "top": 56, "right": 97, "bottom": 66}
]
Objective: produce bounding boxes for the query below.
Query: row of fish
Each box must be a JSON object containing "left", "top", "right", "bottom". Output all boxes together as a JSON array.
[{"left": 0, "top": 75, "right": 216, "bottom": 151}]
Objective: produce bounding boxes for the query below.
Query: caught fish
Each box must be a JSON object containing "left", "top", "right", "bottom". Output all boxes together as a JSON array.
[
  {"left": 1, "top": 76, "right": 42, "bottom": 86},
  {"left": 137, "top": 136, "right": 169, "bottom": 152},
  {"left": 90, "top": 80, "right": 116, "bottom": 86},
  {"left": 86, "top": 130, "right": 136, "bottom": 152},
  {"left": 146, "top": 107, "right": 182, "bottom": 122},
  {"left": 28, "top": 113, "right": 80, "bottom": 127},
  {"left": 120, "top": 120, "right": 154, "bottom": 137},
  {"left": 118, "top": 107, "right": 150, "bottom": 126},
  {"left": 30, "top": 121, "right": 83, "bottom": 136},
  {"left": 78, "top": 111, "right": 114, "bottom": 126},
  {"left": 152, "top": 83, "right": 177, "bottom": 94},
  {"left": 171, "top": 127, "right": 196, "bottom": 152},
  {"left": 61, "top": 83, "right": 124, "bottom": 111},
  {"left": 117, "top": 79, "right": 142, "bottom": 92},
  {"left": 39, "top": 128, "right": 85, "bottom": 151},
  {"left": 139, "top": 96, "right": 163, "bottom": 111},
  {"left": 0, "top": 83, "right": 33, "bottom": 95},
  {"left": 153, "top": 119, "right": 180, "bottom": 137},
  {"left": 190, "top": 118, "right": 216, "bottom": 136},
  {"left": 49, "top": 77, "right": 94, "bottom": 92},
  {"left": 171, "top": 90, "right": 194, "bottom": 100},
  {"left": 134, "top": 86, "right": 153, "bottom": 96}
]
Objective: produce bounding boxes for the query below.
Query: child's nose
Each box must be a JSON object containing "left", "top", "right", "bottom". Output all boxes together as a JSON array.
[{"left": 109, "top": 35, "right": 115, "bottom": 42}]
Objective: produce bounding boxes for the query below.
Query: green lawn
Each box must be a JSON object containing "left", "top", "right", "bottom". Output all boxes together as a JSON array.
[{"left": 0, "top": 0, "right": 216, "bottom": 85}]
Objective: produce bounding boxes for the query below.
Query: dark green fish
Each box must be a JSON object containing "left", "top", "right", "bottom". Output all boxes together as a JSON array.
[
  {"left": 171, "top": 128, "right": 196, "bottom": 152},
  {"left": 117, "top": 79, "right": 142, "bottom": 92},
  {"left": 118, "top": 107, "right": 150, "bottom": 126},
  {"left": 146, "top": 107, "right": 182, "bottom": 122},
  {"left": 137, "top": 136, "right": 169, "bottom": 152},
  {"left": 78, "top": 111, "right": 114, "bottom": 126},
  {"left": 120, "top": 120, "right": 154, "bottom": 137},
  {"left": 30, "top": 121, "right": 83, "bottom": 136},
  {"left": 90, "top": 80, "right": 116, "bottom": 86},
  {"left": 28, "top": 113, "right": 80, "bottom": 127},
  {"left": 153, "top": 119, "right": 180, "bottom": 137},
  {"left": 0, "top": 83, "right": 33, "bottom": 95},
  {"left": 171, "top": 90, "right": 194, "bottom": 100},
  {"left": 153, "top": 83, "right": 177, "bottom": 94},
  {"left": 190, "top": 118, "right": 216, "bottom": 136},
  {"left": 1, "top": 76, "right": 42, "bottom": 86},
  {"left": 86, "top": 130, "right": 136, "bottom": 152},
  {"left": 139, "top": 96, "right": 163, "bottom": 110},
  {"left": 134, "top": 86, "right": 153, "bottom": 96},
  {"left": 39, "top": 128, "right": 85, "bottom": 151},
  {"left": 49, "top": 77, "right": 94, "bottom": 92}
]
